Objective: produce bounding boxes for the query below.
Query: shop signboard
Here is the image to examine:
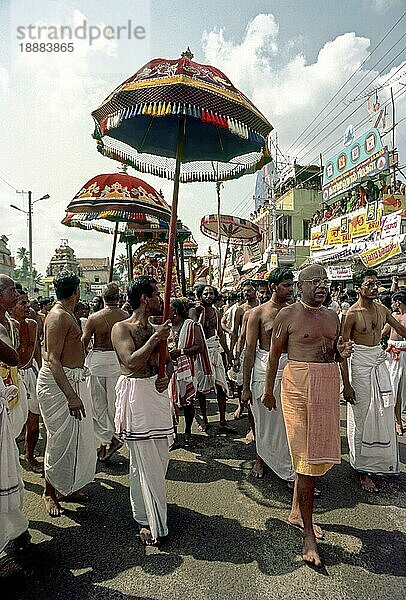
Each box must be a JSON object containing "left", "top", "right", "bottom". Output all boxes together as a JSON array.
[
  {"left": 380, "top": 211, "right": 402, "bottom": 239},
  {"left": 326, "top": 265, "right": 353, "bottom": 280},
  {"left": 381, "top": 194, "right": 406, "bottom": 216},
  {"left": 311, "top": 205, "right": 382, "bottom": 250},
  {"left": 322, "top": 128, "right": 389, "bottom": 202},
  {"left": 360, "top": 239, "right": 401, "bottom": 267}
]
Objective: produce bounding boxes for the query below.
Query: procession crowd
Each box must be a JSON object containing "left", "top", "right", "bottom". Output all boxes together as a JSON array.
[{"left": 0, "top": 264, "right": 405, "bottom": 571}]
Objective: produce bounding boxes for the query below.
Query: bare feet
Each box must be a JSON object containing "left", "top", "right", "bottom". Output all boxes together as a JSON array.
[
  {"left": 288, "top": 515, "right": 324, "bottom": 540},
  {"left": 56, "top": 490, "right": 90, "bottom": 503},
  {"left": 169, "top": 440, "right": 181, "bottom": 451},
  {"left": 184, "top": 433, "right": 192, "bottom": 446},
  {"left": 287, "top": 480, "right": 295, "bottom": 490},
  {"left": 102, "top": 437, "right": 123, "bottom": 462},
  {"left": 251, "top": 457, "right": 265, "bottom": 478},
  {"left": 25, "top": 456, "right": 43, "bottom": 473},
  {"left": 198, "top": 422, "right": 210, "bottom": 433},
  {"left": 43, "top": 493, "right": 62, "bottom": 517},
  {"left": 302, "top": 533, "right": 322, "bottom": 567},
  {"left": 219, "top": 422, "right": 238, "bottom": 434},
  {"left": 360, "top": 474, "right": 378, "bottom": 492},
  {"left": 97, "top": 445, "right": 107, "bottom": 461},
  {"left": 139, "top": 527, "right": 161, "bottom": 547},
  {"left": 395, "top": 422, "right": 404, "bottom": 436},
  {"left": 245, "top": 429, "right": 254, "bottom": 443},
  {"left": 233, "top": 405, "right": 243, "bottom": 419}
]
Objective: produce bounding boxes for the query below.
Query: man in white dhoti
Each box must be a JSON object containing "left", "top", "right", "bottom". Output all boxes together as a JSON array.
[
  {"left": 190, "top": 285, "right": 236, "bottom": 433},
  {"left": 82, "top": 283, "right": 128, "bottom": 462},
  {"left": 10, "top": 289, "right": 42, "bottom": 473},
  {"left": 243, "top": 268, "right": 295, "bottom": 484},
  {"left": 37, "top": 271, "right": 96, "bottom": 516},
  {"left": 0, "top": 276, "right": 30, "bottom": 555},
  {"left": 341, "top": 269, "right": 406, "bottom": 492},
  {"left": 112, "top": 276, "right": 173, "bottom": 546},
  {"left": 383, "top": 291, "right": 406, "bottom": 435}
]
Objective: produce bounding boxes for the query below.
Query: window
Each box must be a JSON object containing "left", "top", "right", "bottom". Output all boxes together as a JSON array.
[
  {"left": 94, "top": 276, "right": 100, "bottom": 283},
  {"left": 303, "top": 219, "right": 311, "bottom": 240},
  {"left": 277, "top": 215, "right": 292, "bottom": 240}
]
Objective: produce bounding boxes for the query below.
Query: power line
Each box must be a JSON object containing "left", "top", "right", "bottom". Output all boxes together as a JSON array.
[
  {"left": 0, "top": 173, "right": 18, "bottom": 191},
  {"left": 285, "top": 11, "right": 406, "bottom": 155},
  {"left": 294, "top": 43, "right": 406, "bottom": 162}
]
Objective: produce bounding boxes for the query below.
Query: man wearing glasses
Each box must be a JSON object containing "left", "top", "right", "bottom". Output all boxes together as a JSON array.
[
  {"left": 341, "top": 268, "right": 406, "bottom": 493},
  {"left": 262, "top": 264, "right": 352, "bottom": 567}
]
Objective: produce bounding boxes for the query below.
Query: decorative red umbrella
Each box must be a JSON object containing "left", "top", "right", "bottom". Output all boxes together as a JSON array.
[
  {"left": 200, "top": 213, "right": 262, "bottom": 287},
  {"left": 91, "top": 48, "right": 273, "bottom": 375},
  {"left": 63, "top": 172, "right": 171, "bottom": 281}
]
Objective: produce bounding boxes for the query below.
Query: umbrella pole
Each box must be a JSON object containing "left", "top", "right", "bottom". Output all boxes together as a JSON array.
[
  {"left": 159, "top": 115, "right": 186, "bottom": 377},
  {"left": 216, "top": 181, "right": 222, "bottom": 288},
  {"left": 126, "top": 242, "right": 133, "bottom": 281},
  {"left": 220, "top": 238, "right": 230, "bottom": 289},
  {"left": 179, "top": 239, "right": 187, "bottom": 296},
  {"left": 109, "top": 222, "right": 119, "bottom": 282}
]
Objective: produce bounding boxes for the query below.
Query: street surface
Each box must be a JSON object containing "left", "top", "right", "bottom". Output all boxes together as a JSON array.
[{"left": 2, "top": 399, "right": 405, "bottom": 600}]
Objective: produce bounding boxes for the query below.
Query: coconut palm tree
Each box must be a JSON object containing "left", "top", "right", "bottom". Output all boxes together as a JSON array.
[{"left": 114, "top": 254, "right": 128, "bottom": 280}]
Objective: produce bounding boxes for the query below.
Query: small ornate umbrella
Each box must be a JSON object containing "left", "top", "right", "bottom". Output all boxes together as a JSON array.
[
  {"left": 200, "top": 214, "right": 262, "bottom": 287},
  {"left": 92, "top": 48, "right": 273, "bottom": 375},
  {"left": 63, "top": 172, "right": 171, "bottom": 281}
]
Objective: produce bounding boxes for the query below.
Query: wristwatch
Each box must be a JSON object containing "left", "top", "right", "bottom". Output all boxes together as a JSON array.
[{"left": 180, "top": 348, "right": 185, "bottom": 356}]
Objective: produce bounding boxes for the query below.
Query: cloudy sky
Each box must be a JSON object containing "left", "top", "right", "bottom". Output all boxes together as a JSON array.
[{"left": 1, "top": 0, "right": 405, "bottom": 275}]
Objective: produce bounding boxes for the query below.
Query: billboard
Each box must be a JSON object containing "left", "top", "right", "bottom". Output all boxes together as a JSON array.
[{"left": 322, "top": 128, "right": 389, "bottom": 201}]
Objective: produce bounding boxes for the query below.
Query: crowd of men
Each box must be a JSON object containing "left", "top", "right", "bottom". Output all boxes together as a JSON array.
[{"left": 0, "top": 264, "right": 405, "bottom": 570}]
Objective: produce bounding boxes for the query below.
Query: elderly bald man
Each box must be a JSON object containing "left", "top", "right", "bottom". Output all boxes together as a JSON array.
[{"left": 262, "top": 264, "right": 353, "bottom": 568}]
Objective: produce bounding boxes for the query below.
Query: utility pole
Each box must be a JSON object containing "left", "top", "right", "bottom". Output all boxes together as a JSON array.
[
  {"left": 390, "top": 86, "right": 397, "bottom": 189},
  {"left": 13, "top": 191, "right": 50, "bottom": 295}
]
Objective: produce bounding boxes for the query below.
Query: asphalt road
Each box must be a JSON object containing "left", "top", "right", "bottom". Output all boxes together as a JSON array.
[{"left": 2, "top": 399, "right": 405, "bottom": 600}]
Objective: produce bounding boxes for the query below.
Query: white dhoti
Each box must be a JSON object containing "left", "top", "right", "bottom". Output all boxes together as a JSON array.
[
  {"left": 204, "top": 335, "right": 229, "bottom": 395},
  {"left": 37, "top": 366, "right": 96, "bottom": 496},
  {"left": 236, "top": 350, "right": 245, "bottom": 388},
  {"left": 387, "top": 339, "right": 406, "bottom": 413},
  {"left": 251, "top": 350, "right": 295, "bottom": 482},
  {"left": 115, "top": 375, "right": 173, "bottom": 544},
  {"left": 86, "top": 350, "right": 121, "bottom": 445},
  {"left": 0, "top": 383, "right": 28, "bottom": 552},
  {"left": 348, "top": 344, "right": 399, "bottom": 475},
  {"left": 8, "top": 374, "right": 28, "bottom": 439},
  {"left": 20, "top": 360, "right": 40, "bottom": 415}
]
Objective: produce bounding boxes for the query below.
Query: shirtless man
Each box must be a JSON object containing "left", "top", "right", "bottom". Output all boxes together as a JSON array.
[
  {"left": 232, "top": 280, "right": 259, "bottom": 419},
  {"left": 112, "top": 276, "right": 173, "bottom": 546},
  {"left": 190, "top": 285, "right": 235, "bottom": 433},
  {"left": 341, "top": 269, "right": 406, "bottom": 492},
  {"left": 82, "top": 283, "right": 128, "bottom": 462},
  {"left": 384, "top": 291, "right": 406, "bottom": 435},
  {"left": 242, "top": 268, "right": 295, "bottom": 484},
  {"left": 262, "top": 264, "right": 352, "bottom": 567},
  {"left": 37, "top": 271, "right": 96, "bottom": 517},
  {"left": 10, "top": 290, "right": 42, "bottom": 472},
  {"left": 38, "top": 298, "right": 51, "bottom": 325}
]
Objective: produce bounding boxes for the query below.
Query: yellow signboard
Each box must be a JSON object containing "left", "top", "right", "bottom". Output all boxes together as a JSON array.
[
  {"left": 360, "top": 240, "right": 401, "bottom": 267},
  {"left": 311, "top": 205, "right": 382, "bottom": 250}
]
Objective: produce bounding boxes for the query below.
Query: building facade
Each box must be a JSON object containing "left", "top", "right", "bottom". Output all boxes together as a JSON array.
[{"left": 0, "top": 236, "right": 15, "bottom": 278}]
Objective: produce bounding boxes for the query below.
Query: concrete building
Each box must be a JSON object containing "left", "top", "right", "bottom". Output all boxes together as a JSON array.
[
  {"left": 0, "top": 236, "right": 15, "bottom": 277},
  {"left": 77, "top": 257, "right": 110, "bottom": 299}
]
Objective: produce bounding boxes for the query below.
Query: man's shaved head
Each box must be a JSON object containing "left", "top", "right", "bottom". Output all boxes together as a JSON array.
[{"left": 298, "top": 264, "right": 327, "bottom": 282}]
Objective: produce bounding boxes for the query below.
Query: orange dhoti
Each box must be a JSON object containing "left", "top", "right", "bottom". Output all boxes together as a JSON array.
[{"left": 281, "top": 360, "right": 341, "bottom": 476}]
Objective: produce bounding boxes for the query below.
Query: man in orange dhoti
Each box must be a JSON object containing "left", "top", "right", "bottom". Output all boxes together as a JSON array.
[{"left": 263, "top": 264, "right": 353, "bottom": 568}]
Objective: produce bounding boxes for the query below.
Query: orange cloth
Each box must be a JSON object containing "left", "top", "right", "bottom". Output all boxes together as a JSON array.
[{"left": 281, "top": 360, "right": 341, "bottom": 476}]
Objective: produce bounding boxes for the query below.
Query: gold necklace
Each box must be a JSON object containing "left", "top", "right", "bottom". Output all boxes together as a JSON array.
[{"left": 300, "top": 300, "right": 323, "bottom": 311}]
